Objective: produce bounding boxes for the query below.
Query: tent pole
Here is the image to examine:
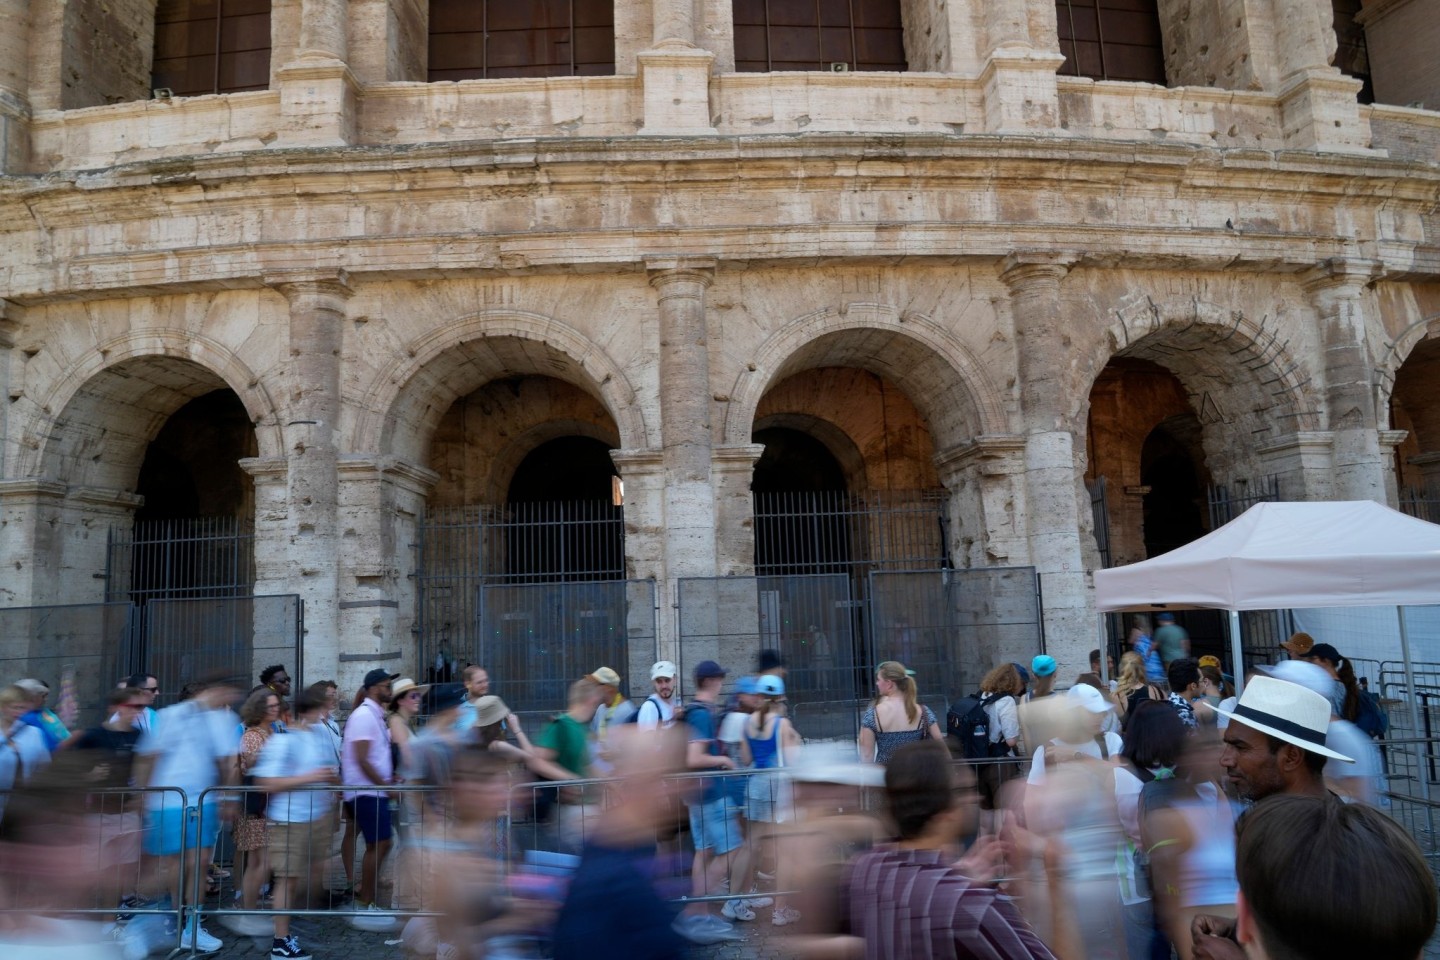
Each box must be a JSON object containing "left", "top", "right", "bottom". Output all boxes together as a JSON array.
[
  {"left": 1098, "top": 614, "right": 1110, "bottom": 684},
  {"left": 1229, "top": 610, "right": 1244, "bottom": 697},
  {"left": 1396, "top": 605, "right": 1433, "bottom": 843}
]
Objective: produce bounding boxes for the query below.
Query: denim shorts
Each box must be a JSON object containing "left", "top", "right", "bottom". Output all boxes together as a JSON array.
[
  {"left": 687, "top": 797, "right": 742, "bottom": 855},
  {"left": 143, "top": 802, "right": 220, "bottom": 856}
]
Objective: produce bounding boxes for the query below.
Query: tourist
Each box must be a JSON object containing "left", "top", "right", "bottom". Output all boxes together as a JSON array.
[
  {"left": 386, "top": 677, "right": 427, "bottom": 772},
  {"left": 1128, "top": 616, "right": 1164, "bottom": 683},
  {"left": 341, "top": 668, "right": 400, "bottom": 931},
  {"left": 858, "top": 661, "right": 944, "bottom": 765},
  {"left": 1026, "top": 655, "right": 1059, "bottom": 701},
  {"left": 740, "top": 674, "right": 799, "bottom": 925},
  {"left": 233, "top": 687, "right": 282, "bottom": 932},
  {"left": 1116, "top": 651, "right": 1164, "bottom": 726},
  {"left": 0, "top": 684, "right": 50, "bottom": 823},
  {"left": 587, "top": 666, "right": 635, "bottom": 775},
  {"left": 533, "top": 678, "right": 605, "bottom": 853},
  {"left": 1153, "top": 613, "right": 1190, "bottom": 669},
  {"left": 1166, "top": 658, "right": 1203, "bottom": 730},
  {"left": 635, "top": 660, "right": 680, "bottom": 730},
  {"left": 1213, "top": 675, "right": 1352, "bottom": 804},
  {"left": 976, "top": 662, "right": 1024, "bottom": 812},
  {"left": 15, "top": 679, "right": 72, "bottom": 752},
  {"left": 1260, "top": 660, "right": 1382, "bottom": 805}
]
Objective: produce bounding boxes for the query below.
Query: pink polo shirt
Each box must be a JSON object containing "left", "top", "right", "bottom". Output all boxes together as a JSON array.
[{"left": 341, "top": 698, "right": 392, "bottom": 800}]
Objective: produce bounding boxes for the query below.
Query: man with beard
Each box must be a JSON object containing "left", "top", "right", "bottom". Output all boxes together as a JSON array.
[{"left": 342, "top": 669, "right": 400, "bottom": 930}]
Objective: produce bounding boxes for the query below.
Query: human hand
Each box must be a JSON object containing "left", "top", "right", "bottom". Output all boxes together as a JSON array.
[
  {"left": 1192, "top": 914, "right": 1243, "bottom": 960},
  {"left": 954, "top": 835, "right": 1011, "bottom": 885}
]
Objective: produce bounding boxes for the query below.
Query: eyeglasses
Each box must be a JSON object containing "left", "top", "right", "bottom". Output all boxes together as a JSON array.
[
  {"left": 274, "top": 677, "right": 291, "bottom": 684},
  {"left": 141, "top": 686, "right": 159, "bottom": 693},
  {"left": 404, "top": 692, "right": 422, "bottom": 701}
]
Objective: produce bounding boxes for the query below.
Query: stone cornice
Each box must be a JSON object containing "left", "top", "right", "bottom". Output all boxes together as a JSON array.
[
  {"left": 263, "top": 269, "right": 354, "bottom": 302},
  {"left": 934, "top": 435, "right": 1027, "bottom": 477},
  {"left": 238, "top": 456, "right": 288, "bottom": 484},
  {"left": 1254, "top": 431, "right": 1335, "bottom": 457},
  {"left": 0, "top": 479, "right": 68, "bottom": 501},
  {"left": 610, "top": 448, "right": 665, "bottom": 476},
  {"left": 336, "top": 454, "right": 440, "bottom": 495},
  {"left": 711, "top": 443, "right": 766, "bottom": 469}
]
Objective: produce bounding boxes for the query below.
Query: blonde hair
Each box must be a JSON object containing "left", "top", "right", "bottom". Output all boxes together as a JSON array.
[
  {"left": 0, "top": 685, "right": 30, "bottom": 710},
  {"left": 1115, "top": 651, "right": 1150, "bottom": 701},
  {"left": 875, "top": 661, "right": 920, "bottom": 725}
]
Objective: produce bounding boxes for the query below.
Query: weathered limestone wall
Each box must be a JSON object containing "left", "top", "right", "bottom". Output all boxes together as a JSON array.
[
  {"left": 60, "top": 0, "right": 154, "bottom": 109},
  {"left": 350, "top": 0, "right": 426, "bottom": 83},
  {"left": 1160, "top": 0, "right": 1275, "bottom": 91}
]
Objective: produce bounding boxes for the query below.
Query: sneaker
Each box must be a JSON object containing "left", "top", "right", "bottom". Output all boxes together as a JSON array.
[
  {"left": 348, "top": 902, "right": 399, "bottom": 932},
  {"left": 271, "top": 935, "right": 312, "bottom": 960},
  {"left": 721, "top": 899, "right": 755, "bottom": 922},
  {"left": 180, "top": 920, "right": 223, "bottom": 953},
  {"left": 744, "top": 895, "right": 774, "bottom": 908},
  {"left": 672, "top": 914, "right": 744, "bottom": 944},
  {"left": 772, "top": 906, "right": 802, "bottom": 927},
  {"left": 756, "top": 870, "right": 775, "bottom": 882},
  {"left": 222, "top": 913, "right": 274, "bottom": 936}
]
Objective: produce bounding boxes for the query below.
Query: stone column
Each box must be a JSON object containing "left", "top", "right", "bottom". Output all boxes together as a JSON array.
[
  {"left": 276, "top": 0, "right": 358, "bottom": 145},
  {"left": 638, "top": 0, "right": 715, "bottom": 135},
  {"left": 611, "top": 448, "right": 667, "bottom": 678},
  {"left": 933, "top": 436, "right": 1028, "bottom": 570},
  {"left": 262, "top": 270, "right": 351, "bottom": 684},
  {"left": 0, "top": 0, "right": 30, "bottom": 173},
  {"left": 0, "top": 480, "right": 65, "bottom": 608},
  {"left": 0, "top": 301, "right": 16, "bottom": 474},
  {"left": 1001, "top": 253, "right": 1092, "bottom": 671},
  {"left": 978, "top": 0, "right": 1064, "bottom": 134},
  {"left": 1305, "top": 259, "right": 1388, "bottom": 502},
  {"left": 333, "top": 454, "right": 437, "bottom": 693},
  {"left": 1271, "top": 0, "right": 1373, "bottom": 153},
  {"left": 712, "top": 443, "right": 765, "bottom": 577}
]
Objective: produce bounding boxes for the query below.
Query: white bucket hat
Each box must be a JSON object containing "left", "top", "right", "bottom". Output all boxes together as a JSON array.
[{"left": 1213, "top": 675, "right": 1353, "bottom": 763}]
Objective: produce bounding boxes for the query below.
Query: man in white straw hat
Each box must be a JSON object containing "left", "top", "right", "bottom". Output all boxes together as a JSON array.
[{"left": 1212, "top": 675, "right": 1353, "bottom": 805}]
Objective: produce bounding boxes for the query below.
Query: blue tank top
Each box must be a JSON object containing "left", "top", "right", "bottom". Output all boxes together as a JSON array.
[{"left": 745, "top": 719, "right": 782, "bottom": 769}]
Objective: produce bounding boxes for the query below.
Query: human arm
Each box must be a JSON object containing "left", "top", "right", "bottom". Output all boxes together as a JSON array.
[
  {"left": 997, "top": 698, "right": 1021, "bottom": 751},
  {"left": 506, "top": 713, "right": 535, "bottom": 752},
  {"left": 349, "top": 738, "right": 390, "bottom": 786},
  {"left": 857, "top": 707, "right": 878, "bottom": 763}
]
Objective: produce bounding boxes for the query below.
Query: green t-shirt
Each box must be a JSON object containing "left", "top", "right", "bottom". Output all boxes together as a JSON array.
[
  {"left": 1154, "top": 623, "right": 1189, "bottom": 665},
  {"left": 537, "top": 713, "right": 590, "bottom": 780}
]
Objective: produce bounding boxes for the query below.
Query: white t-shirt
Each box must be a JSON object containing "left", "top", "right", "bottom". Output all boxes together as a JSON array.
[
  {"left": 251, "top": 724, "right": 337, "bottom": 823},
  {"left": 1326, "top": 718, "right": 1383, "bottom": 805},
  {"left": 1026, "top": 732, "right": 1124, "bottom": 785},
  {"left": 719, "top": 710, "right": 749, "bottom": 751},
  {"left": 136, "top": 700, "right": 240, "bottom": 810},
  {"left": 985, "top": 695, "right": 1020, "bottom": 747},
  {"left": 635, "top": 694, "right": 677, "bottom": 731}
]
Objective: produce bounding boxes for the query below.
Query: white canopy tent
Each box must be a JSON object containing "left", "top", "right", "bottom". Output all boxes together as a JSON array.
[{"left": 1093, "top": 500, "right": 1440, "bottom": 809}]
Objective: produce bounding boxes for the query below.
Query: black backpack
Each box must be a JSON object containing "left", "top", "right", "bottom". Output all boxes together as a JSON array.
[
  {"left": 1353, "top": 689, "right": 1389, "bottom": 738},
  {"left": 948, "top": 692, "right": 1002, "bottom": 760}
]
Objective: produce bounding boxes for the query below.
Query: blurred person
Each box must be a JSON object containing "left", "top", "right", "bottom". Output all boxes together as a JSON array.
[
  {"left": 15, "top": 679, "right": 72, "bottom": 752},
  {"left": 1075, "top": 672, "right": 1123, "bottom": 735},
  {"left": 1023, "top": 689, "right": 1127, "bottom": 960},
  {"left": 1302, "top": 643, "right": 1357, "bottom": 722},
  {"left": 1197, "top": 660, "right": 1231, "bottom": 713},
  {"left": 130, "top": 670, "right": 243, "bottom": 954},
  {"left": 553, "top": 727, "right": 685, "bottom": 959},
  {"left": 757, "top": 649, "right": 787, "bottom": 680},
  {"left": 1153, "top": 612, "right": 1190, "bottom": 668},
  {"left": 1212, "top": 676, "right": 1352, "bottom": 804},
  {"left": 1090, "top": 648, "right": 1117, "bottom": 684},
  {"left": 307, "top": 681, "right": 348, "bottom": 903},
  {"left": 676, "top": 660, "right": 745, "bottom": 941},
  {"left": 1259, "top": 660, "right": 1381, "bottom": 805},
  {"left": 1193, "top": 795, "right": 1436, "bottom": 960},
  {"left": 835, "top": 741, "right": 1075, "bottom": 960},
  {"left": 234, "top": 687, "right": 281, "bottom": 926},
  {"left": 587, "top": 666, "right": 635, "bottom": 775},
  {"left": 976, "top": 662, "right": 1024, "bottom": 812},
  {"left": 1128, "top": 616, "right": 1165, "bottom": 684},
  {"left": 1026, "top": 655, "right": 1059, "bottom": 701},
  {"left": 121, "top": 673, "right": 160, "bottom": 733},
  {"left": 1114, "top": 700, "right": 1188, "bottom": 960},
  {"left": 341, "top": 668, "right": 400, "bottom": 930},
  {"left": 738, "top": 675, "right": 800, "bottom": 924},
  {"left": 454, "top": 665, "right": 490, "bottom": 734},
  {"left": 386, "top": 678, "right": 427, "bottom": 773},
  {"left": 0, "top": 684, "right": 50, "bottom": 823},
  {"left": 1117, "top": 651, "right": 1164, "bottom": 726},
  {"left": 635, "top": 661, "right": 679, "bottom": 731},
  {"left": 1167, "top": 658, "right": 1203, "bottom": 730},
  {"left": 1138, "top": 718, "right": 1237, "bottom": 960},
  {"left": 534, "top": 678, "right": 605, "bottom": 853},
  {"left": 858, "top": 661, "right": 943, "bottom": 765},
  {"left": 252, "top": 686, "right": 339, "bottom": 960}
]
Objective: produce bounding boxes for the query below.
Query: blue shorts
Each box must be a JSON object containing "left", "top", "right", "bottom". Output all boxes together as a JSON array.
[
  {"left": 344, "top": 796, "right": 394, "bottom": 844},
  {"left": 687, "top": 797, "right": 742, "bottom": 855},
  {"left": 143, "top": 802, "right": 221, "bottom": 856}
]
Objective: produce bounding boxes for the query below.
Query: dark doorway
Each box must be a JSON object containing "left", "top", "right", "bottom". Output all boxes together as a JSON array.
[
  {"left": 752, "top": 427, "right": 851, "bottom": 575},
  {"left": 503, "top": 436, "right": 622, "bottom": 581},
  {"left": 1139, "top": 417, "right": 1208, "bottom": 557}
]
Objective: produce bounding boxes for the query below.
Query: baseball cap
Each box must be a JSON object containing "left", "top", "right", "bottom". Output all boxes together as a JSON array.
[
  {"left": 1307, "top": 643, "right": 1342, "bottom": 666},
  {"left": 363, "top": 668, "right": 400, "bottom": 689},
  {"left": 1067, "top": 683, "right": 1113, "bottom": 714},
  {"left": 1198, "top": 655, "right": 1222, "bottom": 670},
  {"left": 650, "top": 660, "right": 677, "bottom": 681},
  {"left": 736, "top": 676, "right": 760, "bottom": 695},
  {"left": 428, "top": 683, "right": 466, "bottom": 713},
  {"left": 1031, "top": 655, "right": 1057, "bottom": 678},
  {"left": 694, "top": 660, "right": 727, "bottom": 681},
  {"left": 756, "top": 675, "right": 786, "bottom": 697},
  {"left": 588, "top": 666, "right": 622, "bottom": 686},
  {"left": 1156, "top": 612, "right": 1176, "bottom": 623},
  {"left": 1012, "top": 662, "right": 1031, "bottom": 684}
]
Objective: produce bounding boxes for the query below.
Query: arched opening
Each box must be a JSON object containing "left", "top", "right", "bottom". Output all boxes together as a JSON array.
[
  {"left": 752, "top": 426, "right": 851, "bottom": 576},
  {"left": 1139, "top": 416, "right": 1208, "bottom": 557},
  {"left": 733, "top": 0, "right": 907, "bottom": 72},
  {"left": 428, "top": 0, "right": 615, "bottom": 81},
  {"left": 1391, "top": 337, "right": 1440, "bottom": 521},
  {"left": 502, "top": 436, "right": 622, "bottom": 582}
]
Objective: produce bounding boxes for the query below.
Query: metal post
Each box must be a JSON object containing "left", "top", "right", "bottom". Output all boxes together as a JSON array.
[
  {"left": 1397, "top": 604, "right": 1434, "bottom": 843},
  {"left": 1229, "top": 609, "right": 1245, "bottom": 696},
  {"left": 1098, "top": 613, "right": 1110, "bottom": 684}
]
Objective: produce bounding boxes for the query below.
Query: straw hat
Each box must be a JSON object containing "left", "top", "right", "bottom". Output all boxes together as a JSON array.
[
  {"left": 391, "top": 678, "right": 429, "bottom": 700},
  {"left": 474, "top": 695, "right": 511, "bottom": 727},
  {"left": 1212, "top": 675, "right": 1353, "bottom": 762}
]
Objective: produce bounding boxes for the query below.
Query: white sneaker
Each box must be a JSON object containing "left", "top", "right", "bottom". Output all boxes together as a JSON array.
[
  {"left": 721, "top": 899, "right": 755, "bottom": 921},
  {"left": 348, "top": 902, "right": 399, "bottom": 932},
  {"left": 744, "top": 895, "right": 775, "bottom": 908},
  {"left": 180, "top": 921, "right": 223, "bottom": 953},
  {"left": 772, "top": 906, "right": 802, "bottom": 926},
  {"left": 222, "top": 913, "right": 274, "bottom": 936},
  {"left": 673, "top": 915, "right": 744, "bottom": 944}
]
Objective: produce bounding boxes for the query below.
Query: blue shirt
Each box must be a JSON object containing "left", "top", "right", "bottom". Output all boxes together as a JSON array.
[
  {"left": 1135, "top": 635, "right": 1165, "bottom": 683},
  {"left": 684, "top": 700, "right": 727, "bottom": 804},
  {"left": 553, "top": 840, "right": 684, "bottom": 960}
]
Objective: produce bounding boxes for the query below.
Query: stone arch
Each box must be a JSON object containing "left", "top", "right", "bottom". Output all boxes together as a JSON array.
[
  {"left": 723, "top": 303, "right": 1009, "bottom": 449},
  {"left": 20, "top": 331, "right": 282, "bottom": 489},
  {"left": 484, "top": 419, "right": 622, "bottom": 507},
  {"left": 1377, "top": 310, "right": 1440, "bottom": 493},
  {"left": 752, "top": 412, "right": 868, "bottom": 493},
  {"left": 356, "top": 310, "right": 650, "bottom": 464},
  {"left": 1092, "top": 296, "right": 1319, "bottom": 435},
  {"left": 1375, "top": 310, "right": 1440, "bottom": 415}
]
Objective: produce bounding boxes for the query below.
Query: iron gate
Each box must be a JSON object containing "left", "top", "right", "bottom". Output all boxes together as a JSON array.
[
  {"left": 477, "top": 579, "right": 656, "bottom": 715},
  {"left": 0, "top": 603, "right": 136, "bottom": 728}
]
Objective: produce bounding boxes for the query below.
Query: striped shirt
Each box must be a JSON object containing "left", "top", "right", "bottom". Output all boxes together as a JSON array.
[{"left": 840, "top": 847, "right": 1056, "bottom": 960}]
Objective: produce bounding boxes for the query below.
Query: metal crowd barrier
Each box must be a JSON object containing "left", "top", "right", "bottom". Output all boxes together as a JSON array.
[{"left": 0, "top": 785, "right": 190, "bottom": 956}]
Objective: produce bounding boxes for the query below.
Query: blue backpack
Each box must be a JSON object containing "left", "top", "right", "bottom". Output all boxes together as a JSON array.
[{"left": 1353, "top": 689, "right": 1388, "bottom": 739}]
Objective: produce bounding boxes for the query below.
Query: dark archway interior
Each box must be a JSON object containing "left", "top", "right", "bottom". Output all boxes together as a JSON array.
[
  {"left": 504, "top": 436, "right": 622, "bottom": 581},
  {"left": 752, "top": 426, "right": 851, "bottom": 576},
  {"left": 1140, "top": 416, "right": 1208, "bottom": 557}
]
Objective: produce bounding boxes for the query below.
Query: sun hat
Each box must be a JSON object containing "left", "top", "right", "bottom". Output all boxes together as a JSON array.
[
  {"left": 650, "top": 660, "right": 677, "bottom": 681},
  {"left": 1067, "top": 683, "right": 1113, "bottom": 714},
  {"left": 474, "top": 695, "right": 511, "bottom": 727},
  {"left": 1281, "top": 632, "right": 1315, "bottom": 658},
  {"left": 588, "top": 666, "right": 622, "bottom": 687},
  {"left": 363, "top": 668, "right": 400, "bottom": 688},
  {"left": 1031, "top": 655, "right": 1057, "bottom": 678},
  {"left": 756, "top": 675, "right": 786, "bottom": 697},
  {"left": 391, "top": 678, "right": 429, "bottom": 700},
  {"left": 788, "top": 742, "right": 885, "bottom": 787},
  {"left": 1212, "top": 675, "right": 1353, "bottom": 762}
]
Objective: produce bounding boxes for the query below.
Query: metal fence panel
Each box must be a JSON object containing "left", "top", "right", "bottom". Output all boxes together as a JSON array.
[
  {"left": 141, "top": 595, "right": 303, "bottom": 705},
  {"left": 477, "top": 579, "right": 654, "bottom": 714},
  {"left": 0, "top": 602, "right": 135, "bottom": 729}
]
